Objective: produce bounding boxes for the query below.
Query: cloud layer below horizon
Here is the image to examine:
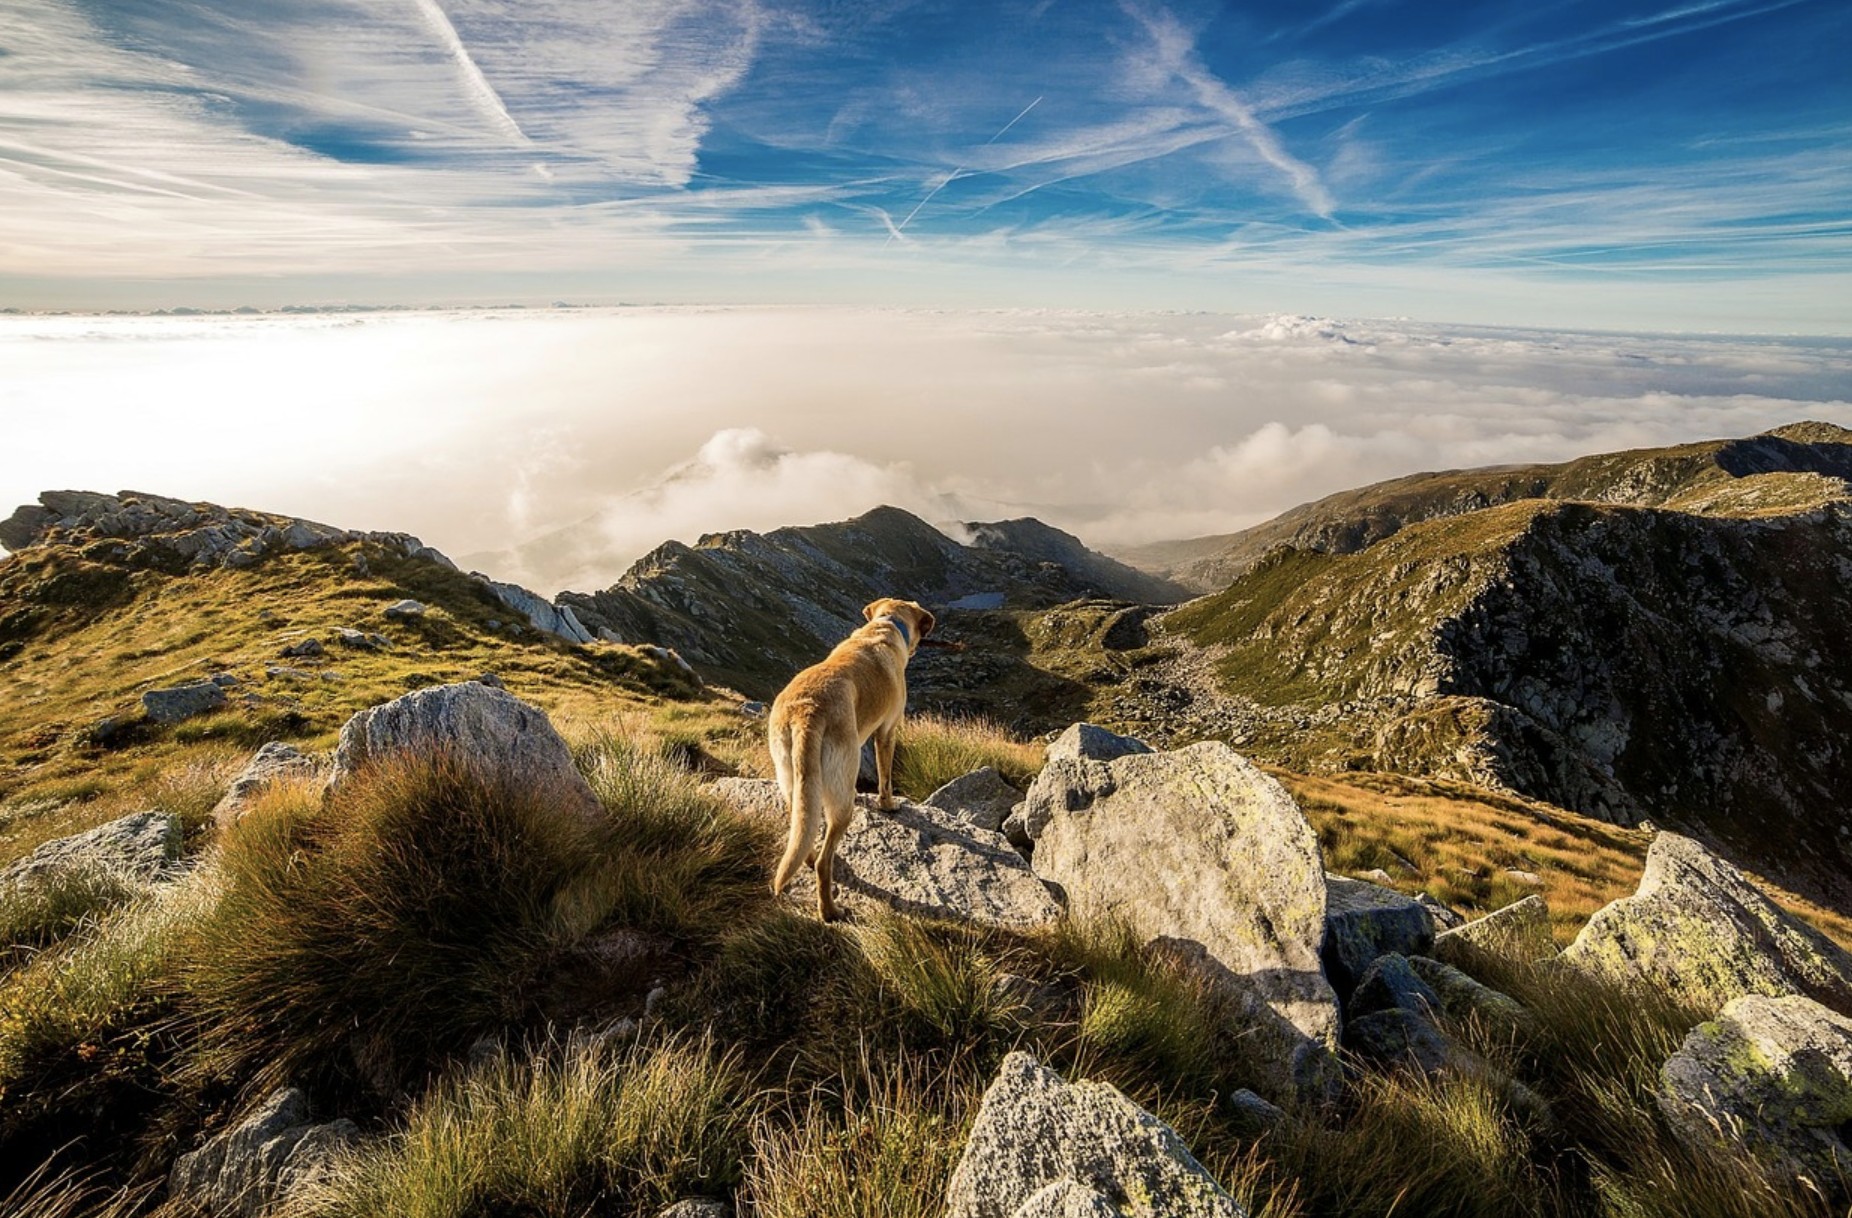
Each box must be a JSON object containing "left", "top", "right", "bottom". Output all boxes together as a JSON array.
[{"left": 6, "top": 307, "right": 1850, "bottom": 594}]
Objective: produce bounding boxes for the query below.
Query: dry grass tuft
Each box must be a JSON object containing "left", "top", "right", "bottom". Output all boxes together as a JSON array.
[{"left": 893, "top": 713, "right": 1042, "bottom": 800}]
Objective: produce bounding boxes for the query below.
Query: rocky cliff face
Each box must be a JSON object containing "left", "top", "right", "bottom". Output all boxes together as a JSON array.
[
  {"left": 559, "top": 505, "right": 1185, "bottom": 698},
  {"left": 1123, "top": 422, "right": 1852, "bottom": 592},
  {"left": 1164, "top": 439, "right": 1852, "bottom": 906}
]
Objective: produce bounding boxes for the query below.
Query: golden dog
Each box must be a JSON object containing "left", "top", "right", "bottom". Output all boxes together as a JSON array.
[{"left": 769, "top": 597, "right": 935, "bottom": 921}]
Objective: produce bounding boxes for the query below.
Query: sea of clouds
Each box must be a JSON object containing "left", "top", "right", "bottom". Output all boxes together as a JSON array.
[{"left": 6, "top": 307, "right": 1849, "bottom": 594}]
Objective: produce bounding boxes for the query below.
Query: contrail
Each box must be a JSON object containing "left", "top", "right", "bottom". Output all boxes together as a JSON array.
[
  {"left": 888, "top": 96, "right": 1043, "bottom": 244},
  {"left": 410, "top": 0, "right": 529, "bottom": 146}
]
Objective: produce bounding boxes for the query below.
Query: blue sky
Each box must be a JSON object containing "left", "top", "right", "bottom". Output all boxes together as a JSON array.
[{"left": 2, "top": 0, "right": 1848, "bottom": 329}]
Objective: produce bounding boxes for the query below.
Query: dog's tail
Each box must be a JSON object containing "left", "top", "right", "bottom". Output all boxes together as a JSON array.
[{"left": 771, "top": 721, "right": 825, "bottom": 895}]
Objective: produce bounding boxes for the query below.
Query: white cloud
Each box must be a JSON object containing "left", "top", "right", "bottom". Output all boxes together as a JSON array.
[{"left": 3, "top": 308, "right": 1848, "bottom": 594}]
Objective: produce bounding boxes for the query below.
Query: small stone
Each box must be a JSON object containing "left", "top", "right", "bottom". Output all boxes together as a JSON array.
[
  {"left": 382, "top": 599, "right": 426, "bottom": 620},
  {"left": 656, "top": 1201, "right": 731, "bottom": 1218},
  {"left": 280, "top": 638, "right": 324, "bottom": 659},
  {"left": 1348, "top": 954, "right": 1441, "bottom": 1019},
  {"left": 1226, "top": 1089, "right": 1284, "bottom": 1130},
  {"left": 210, "top": 672, "right": 241, "bottom": 687},
  {"left": 213, "top": 742, "right": 322, "bottom": 828},
  {"left": 737, "top": 700, "right": 768, "bottom": 719}
]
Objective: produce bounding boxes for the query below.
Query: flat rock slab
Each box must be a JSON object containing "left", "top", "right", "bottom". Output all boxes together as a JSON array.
[
  {"left": 213, "top": 742, "right": 323, "bottom": 829},
  {"left": 945, "top": 1052, "right": 1246, "bottom": 1218},
  {"left": 709, "top": 781, "right": 1060, "bottom": 929},
  {"left": 1433, "top": 894, "right": 1554, "bottom": 965},
  {"left": 142, "top": 680, "right": 227, "bottom": 723},
  {"left": 926, "top": 767, "right": 1022, "bottom": 833},
  {"left": 1657, "top": 994, "right": 1852, "bottom": 1201},
  {"left": 1563, "top": 833, "right": 1852, "bottom": 1013},
  {"left": 168, "top": 1086, "right": 358, "bottom": 1218},
  {"left": 327, "top": 682, "right": 603, "bottom": 822},
  {"left": 1029, "top": 741, "right": 1338, "bottom": 1099},
  {"left": 0, "top": 810, "right": 183, "bottom": 892}
]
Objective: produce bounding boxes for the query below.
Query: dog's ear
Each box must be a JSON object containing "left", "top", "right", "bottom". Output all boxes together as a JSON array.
[
  {"left": 916, "top": 608, "right": 936, "bottom": 638},
  {"left": 862, "top": 600, "right": 883, "bottom": 622}
]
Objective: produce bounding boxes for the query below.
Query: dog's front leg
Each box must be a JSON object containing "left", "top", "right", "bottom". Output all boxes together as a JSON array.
[{"left": 873, "top": 724, "right": 898, "bottom": 810}]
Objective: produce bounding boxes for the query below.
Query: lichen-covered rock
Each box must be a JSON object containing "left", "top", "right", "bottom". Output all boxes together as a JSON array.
[
  {"left": 213, "top": 742, "right": 323, "bottom": 828},
  {"left": 382, "top": 598, "right": 426, "bottom": 620},
  {"left": 926, "top": 767, "right": 1023, "bottom": 833},
  {"left": 1656, "top": 994, "right": 1852, "bottom": 1201},
  {"left": 1563, "top": 833, "right": 1852, "bottom": 1012},
  {"left": 945, "top": 1052, "right": 1246, "bottom": 1218},
  {"left": 1406, "top": 955, "right": 1532, "bottom": 1030},
  {"left": 142, "top": 679, "right": 227, "bottom": 723},
  {"left": 0, "top": 810, "right": 183, "bottom": 893},
  {"left": 655, "top": 1201, "right": 731, "bottom": 1218},
  {"left": 167, "top": 1087, "right": 358, "bottom": 1217},
  {"left": 1345, "top": 1007, "right": 1454, "bottom": 1075},
  {"left": 1028, "top": 741, "right": 1338, "bottom": 1098},
  {"left": 1324, "top": 875, "right": 1435, "bottom": 998},
  {"left": 327, "top": 683, "right": 603, "bottom": 822},
  {"left": 1017, "top": 725, "right": 1153, "bottom": 842},
  {"left": 1434, "top": 894, "right": 1554, "bottom": 965},
  {"left": 711, "top": 783, "right": 1059, "bottom": 928}
]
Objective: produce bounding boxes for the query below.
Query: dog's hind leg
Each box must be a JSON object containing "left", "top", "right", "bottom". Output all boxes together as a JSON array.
[{"left": 815, "top": 799, "right": 853, "bottom": 922}]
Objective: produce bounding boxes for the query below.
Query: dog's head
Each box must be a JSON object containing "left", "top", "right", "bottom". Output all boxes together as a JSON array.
[{"left": 863, "top": 597, "right": 935, "bottom": 654}]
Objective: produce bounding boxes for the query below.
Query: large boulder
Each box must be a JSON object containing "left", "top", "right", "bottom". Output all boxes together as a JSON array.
[
  {"left": 1047, "top": 723, "right": 1153, "bottom": 765},
  {"left": 326, "top": 683, "right": 602, "bottom": 822},
  {"left": 945, "top": 1052, "right": 1246, "bottom": 1218},
  {"left": 0, "top": 810, "right": 183, "bottom": 894},
  {"left": 1014, "top": 725, "right": 1152, "bottom": 843},
  {"left": 926, "top": 767, "right": 1022, "bottom": 833},
  {"left": 168, "top": 1087, "right": 358, "bottom": 1217},
  {"left": 1323, "top": 875, "right": 1435, "bottom": 999},
  {"left": 1563, "top": 833, "right": 1852, "bottom": 1013},
  {"left": 1657, "top": 994, "right": 1852, "bottom": 1201},
  {"left": 213, "top": 742, "right": 323, "bottom": 828},
  {"left": 709, "top": 781, "right": 1060, "bottom": 929},
  {"left": 1028, "top": 741, "right": 1338, "bottom": 1098}
]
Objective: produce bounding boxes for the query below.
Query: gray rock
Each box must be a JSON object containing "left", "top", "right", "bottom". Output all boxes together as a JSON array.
[
  {"left": 167, "top": 1086, "right": 358, "bottom": 1217},
  {"left": 382, "top": 598, "right": 426, "bottom": 620},
  {"left": 926, "top": 767, "right": 1022, "bottom": 833},
  {"left": 210, "top": 672, "right": 241, "bottom": 687},
  {"left": 470, "top": 573, "right": 596, "bottom": 645},
  {"left": 1046, "top": 723, "right": 1153, "bottom": 764},
  {"left": 1012, "top": 1181, "right": 1123, "bottom": 1217},
  {"left": 656, "top": 1202, "right": 730, "bottom": 1218},
  {"left": 142, "top": 679, "right": 227, "bottom": 723},
  {"left": 1346, "top": 1007, "right": 1454, "bottom": 1075},
  {"left": 1002, "top": 802, "right": 1031, "bottom": 850},
  {"left": 1028, "top": 741, "right": 1338, "bottom": 1099},
  {"left": 1563, "top": 833, "right": 1852, "bottom": 1012},
  {"left": 1657, "top": 994, "right": 1852, "bottom": 1200},
  {"left": 0, "top": 810, "right": 183, "bottom": 893},
  {"left": 1417, "top": 893, "right": 1468, "bottom": 931},
  {"left": 708, "top": 782, "right": 1059, "bottom": 929},
  {"left": 334, "top": 627, "right": 390, "bottom": 650},
  {"left": 327, "top": 683, "right": 603, "bottom": 823},
  {"left": 279, "top": 638, "right": 324, "bottom": 659},
  {"left": 1324, "top": 874, "right": 1435, "bottom": 998},
  {"left": 212, "top": 742, "right": 323, "bottom": 828},
  {"left": 1226, "top": 1089, "right": 1284, "bottom": 1130},
  {"left": 1349, "top": 953, "right": 1441, "bottom": 1020},
  {"left": 1406, "top": 955, "right": 1532, "bottom": 1030},
  {"left": 737, "top": 701, "right": 768, "bottom": 719},
  {"left": 945, "top": 1052, "right": 1246, "bottom": 1218},
  {"left": 1434, "top": 894, "right": 1554, "bottom": 965}
]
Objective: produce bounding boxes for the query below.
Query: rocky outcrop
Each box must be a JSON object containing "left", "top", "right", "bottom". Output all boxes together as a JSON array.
[
  {"left": 555, "top": 506, "right": 1185, "bottom": 698},
  {"left": 327, "top": 683, "right": 603, "bottom": 822},
  {"left": 1563, "top": 833, "right": 1852, "bottom": 1013},
  {"left": 963, "top": 518, "right": 1191, "bottom": 605},
  {"left": 471, "top": 573, "right": 596, "bottom": 644},
  {"left": 709, "top": 781, "right": 1059, "bottom": 928},
  {"left": 1323, "top": 875, "right": 1435, "bottom": 999},
  {"left": 168, "top": 1087, "right": 357, "bottom": 1217},
  {"left": 945, "top": 1052, "right": 1246, "bottom": 1218},
  {"left": 213, "top": 742, "right": 323, "bottom": 828},
  {"left": 0, "top": 810, "right": 183, "bottom": 894},
  {"left": 142, "top": 679, "right": 227, "bottom": 723},
  {"left": 0, "top": 489, "right": 450, "bottom": 572},
  {"left": 1026, "top": 741, "right": 1338, "bottom": 1097},
  {"left": 1656, "top": 994, "right": 1852, "bottom": 1201},
  {"left": 926, "top": 767, "right": 1022, "bottom": 833}
]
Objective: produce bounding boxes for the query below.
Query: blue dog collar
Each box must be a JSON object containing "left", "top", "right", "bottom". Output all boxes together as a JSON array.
[{"left": 884, "top": 616, "right": 911, "bottom": 648}]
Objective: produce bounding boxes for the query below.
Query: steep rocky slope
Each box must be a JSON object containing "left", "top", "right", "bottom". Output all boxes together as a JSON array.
[
  {"left": 558, "top": 506, "right": 1188, "bottom": 698},
  {"left": 1121, "top": 422, "right": 1852, "bottom": 592},
  {"left": 1162, "top": 484, "right": 1852, "bottom": 907}
]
